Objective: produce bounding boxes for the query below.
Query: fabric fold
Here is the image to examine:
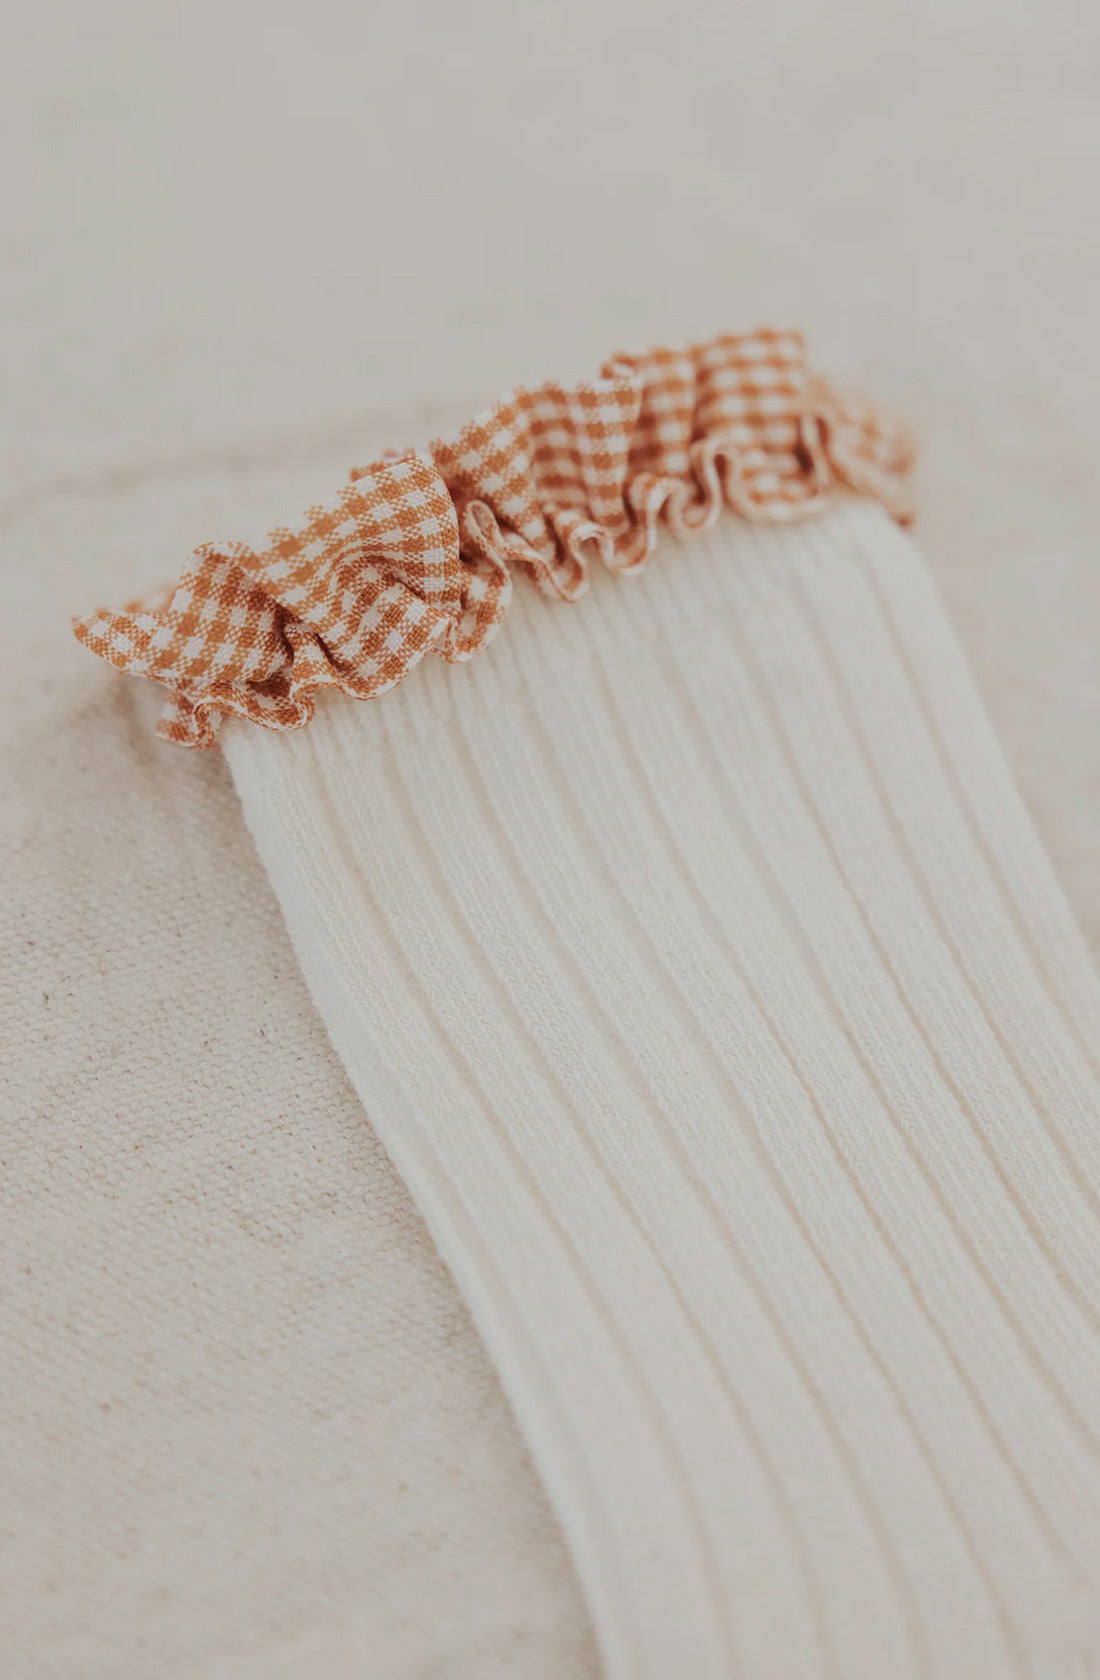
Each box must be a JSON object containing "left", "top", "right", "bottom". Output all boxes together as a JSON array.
[{"left": 73, "top": 329, "right": 913, "bottom": 747}]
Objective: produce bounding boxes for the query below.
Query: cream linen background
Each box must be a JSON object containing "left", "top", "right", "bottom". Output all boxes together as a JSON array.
[{"left": 2, "top": 3, "right": 1099, "bottom": 1677}]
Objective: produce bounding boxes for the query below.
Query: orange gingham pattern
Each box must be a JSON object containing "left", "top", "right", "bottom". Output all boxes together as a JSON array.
[{"left": 74, "top": 328, "right": 915, "bottom": 748}]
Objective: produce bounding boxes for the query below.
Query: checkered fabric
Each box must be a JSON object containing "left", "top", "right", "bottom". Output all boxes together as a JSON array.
[{"left": 74, "top": 328, "right": 915, "bottom": 748}]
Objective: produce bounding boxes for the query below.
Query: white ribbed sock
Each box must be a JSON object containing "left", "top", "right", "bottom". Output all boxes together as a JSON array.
[{"left": 224, "top": 501, "right": 1100, "bottom": 1679}]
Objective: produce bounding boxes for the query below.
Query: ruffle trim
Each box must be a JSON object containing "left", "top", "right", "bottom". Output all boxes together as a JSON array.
[{"left": 74, "top": 328, "right": 915, "bottom": 748}]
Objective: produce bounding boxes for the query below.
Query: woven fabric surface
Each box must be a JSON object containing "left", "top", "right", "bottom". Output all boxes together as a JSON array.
[{"left": 5, "top": 1, "right": 1100, "bottom": 1676}]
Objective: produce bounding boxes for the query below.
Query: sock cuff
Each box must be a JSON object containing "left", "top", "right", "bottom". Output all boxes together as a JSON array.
[{"left": 70, "top": 328, "right": 913, "bottom": 749}]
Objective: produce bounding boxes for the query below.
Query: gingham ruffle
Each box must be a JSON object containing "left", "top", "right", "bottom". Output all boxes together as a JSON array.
[{"left": 74, "top": 329, "right": 915, "bottom": 749}]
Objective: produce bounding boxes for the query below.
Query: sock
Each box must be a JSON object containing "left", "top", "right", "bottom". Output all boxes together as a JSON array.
[{"left": 73, "top": 331, "right": 1100, "bottom": 1677}]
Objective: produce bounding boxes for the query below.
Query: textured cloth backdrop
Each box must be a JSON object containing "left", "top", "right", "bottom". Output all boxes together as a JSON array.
[{"left": 3, "top": 2, "right": 1100, "bottom": 1677}]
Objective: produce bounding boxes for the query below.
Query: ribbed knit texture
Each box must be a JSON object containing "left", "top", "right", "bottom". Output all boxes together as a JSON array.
[{"left": 225, "top": 501, "right": 1100, "bottom": 1679}]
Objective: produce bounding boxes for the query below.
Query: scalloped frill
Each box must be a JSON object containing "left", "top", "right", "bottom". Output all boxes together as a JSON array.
[{"left": 73, "top": 328, "right": 915, "bottom": 747}]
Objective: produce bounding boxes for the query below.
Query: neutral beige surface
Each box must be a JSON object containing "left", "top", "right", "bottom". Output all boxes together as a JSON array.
[{"left": 2, "top": 2, "right": 1099, "bottom": 1676}]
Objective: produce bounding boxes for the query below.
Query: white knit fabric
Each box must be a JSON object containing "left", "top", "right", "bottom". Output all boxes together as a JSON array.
[{"left": 225, "top": 501, "right": 1100, "bottom": 1679}]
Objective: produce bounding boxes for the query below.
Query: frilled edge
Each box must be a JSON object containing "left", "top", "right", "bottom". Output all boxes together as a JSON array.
[{"left": 73, "top": 328, "right": 915, "bottom": 749}]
